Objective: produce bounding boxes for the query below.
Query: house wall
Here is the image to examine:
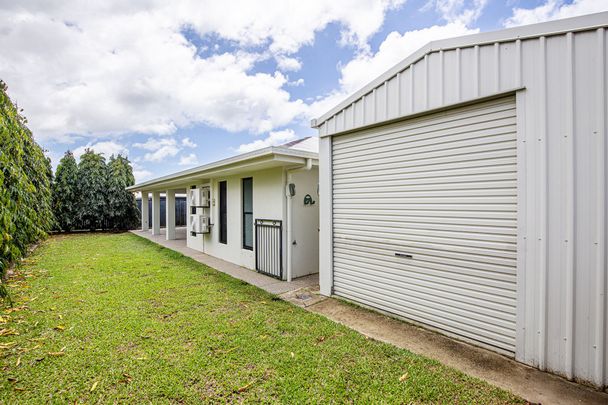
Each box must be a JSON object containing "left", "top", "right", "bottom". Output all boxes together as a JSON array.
[
  {"left": 317, "top": 18, "right": 608, "bottom": 388},
  {"left": 187, "top": 167, "right": 285, "bottom": 270},
  {"left": 289, "top": 167, "right": 320, "bottom": 278}
]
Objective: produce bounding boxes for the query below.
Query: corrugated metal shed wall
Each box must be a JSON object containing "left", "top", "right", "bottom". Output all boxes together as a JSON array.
[{"left": 317, "top": 18, "right": 608, "bottom": 388}]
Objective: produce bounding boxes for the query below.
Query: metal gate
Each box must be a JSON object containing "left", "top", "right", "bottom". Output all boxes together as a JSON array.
[{"left": 255, "top": 219, "right": 283, "bottom": 279}]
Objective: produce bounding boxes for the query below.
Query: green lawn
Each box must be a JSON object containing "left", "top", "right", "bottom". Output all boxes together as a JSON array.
[{"left": 1, "top": 233, "right": 523, "bottom": 403}]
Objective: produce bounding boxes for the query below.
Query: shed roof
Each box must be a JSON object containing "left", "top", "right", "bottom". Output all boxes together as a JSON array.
[{"left": 311, "top": 11, "right": 608, "bottom": 135}]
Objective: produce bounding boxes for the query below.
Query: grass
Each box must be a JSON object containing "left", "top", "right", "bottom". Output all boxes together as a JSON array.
[{"left": 0, "top": 233, "right": 523, "bottom": 403}]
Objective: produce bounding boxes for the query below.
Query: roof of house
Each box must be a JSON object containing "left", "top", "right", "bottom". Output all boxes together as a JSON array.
[
  {"left": 311, "top": 11, "right": 608, "bottom": 131},
  {"left": 127, "top": 137, "right": 319, "bottom": 192}
]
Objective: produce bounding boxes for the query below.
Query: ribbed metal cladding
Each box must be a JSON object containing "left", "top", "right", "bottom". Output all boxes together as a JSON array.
[{"left": 331, "top": 96, "right": 517, "bottom": 354}]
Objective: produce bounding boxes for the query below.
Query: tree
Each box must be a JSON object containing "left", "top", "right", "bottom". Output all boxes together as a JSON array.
[
  {"left": 107, "top": 154, "right": 139, "bottom": 230},
  {"left": 0, "top": 80, "right": 54, "bottom": 298},
  {"left": 77, "top": 149, "right": 108, "bottom": 230},
  {"left": 52, "top": 151, "right": 79, "bottom": 231}
]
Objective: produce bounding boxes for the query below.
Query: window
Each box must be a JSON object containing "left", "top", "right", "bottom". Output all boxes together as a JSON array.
[
  {"left": 242, "top": 177, "right": 253, "bottom": 250},
  {"left": 219, "top": 181, "right": 227, "bottom": 244}
]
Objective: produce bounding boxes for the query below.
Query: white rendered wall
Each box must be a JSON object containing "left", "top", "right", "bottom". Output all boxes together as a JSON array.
[
  {"left": 187, "top": 168, "right": 285, "bottom": 271},
  {"left": 289, "top": 167, "right": 320, "bottom": 278}
]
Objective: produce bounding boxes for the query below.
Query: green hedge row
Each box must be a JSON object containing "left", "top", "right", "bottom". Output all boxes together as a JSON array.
[{"left": 0, "top": 81, "right": 54, "bottom": 293}]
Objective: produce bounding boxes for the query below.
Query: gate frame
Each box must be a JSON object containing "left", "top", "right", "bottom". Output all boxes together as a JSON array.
[{"left": 254, "top": 219, "right": 283, "bottom": 279}]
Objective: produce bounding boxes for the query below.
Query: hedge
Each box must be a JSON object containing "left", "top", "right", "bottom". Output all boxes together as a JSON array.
[{"left": 0, "top": 80, "right": 54, "bottom": 297}]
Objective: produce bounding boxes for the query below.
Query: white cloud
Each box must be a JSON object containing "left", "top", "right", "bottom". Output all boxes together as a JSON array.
[
  {"left": 132, "top": 162, "right": 152, "bottom": 183},
  {"left": 276, "top": 55, "right": 302, "bottom": 72},
  {"left": 425, "top": 0, "right": 487, "bottom": 25},
  {"left": 73, "top": 141, "right": 129, "bottom": 160},
  {"left": 309, "top": 22, "right": 478, "bottom": 118},
  {"left": 0, "top": 1, "right": 405, "bottom": 142},
  {"left": 288, "top": 78, "right": 305, "bottom": 87},
  {"left": 143, "top": 145, "right": 181, "bottom": 162},
  {"left": 133, "top": 137, "right": 178, "bottom": 151},
  {"left": 504, "top": 0, "right": 608, "bottom": 27},
  {"left": 236, "top": 129, "right": 298, "bottom": 153},
  {"left": 132, "top": 137, "right": 181, "bottom": 162},
  {"left": 178, "top": 153, "right": 199, "bottom": 166},
  {"left": 181, "top": 137, "right": 197, "bottom": 148}
]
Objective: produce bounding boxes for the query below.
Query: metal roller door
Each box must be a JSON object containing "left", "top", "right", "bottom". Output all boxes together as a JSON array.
[{"left": 331, "top": 96, "right": 517, "bottom": 354}]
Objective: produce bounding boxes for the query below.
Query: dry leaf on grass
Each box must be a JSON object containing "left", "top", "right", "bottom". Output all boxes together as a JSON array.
[
  {"left": 53, "top": 325, "right": 65, "bottom": 331},
  {"left": 236, "top": 379, "right": 257, "bottom": 393},
  {"left": 399, "top": 373, "right": 409, "bottom": 382},
  {"left": 90, "top": 381, "right": 98, "bottom": 392},
  {"left": 120, "top": 373, "right": 133, "bottom": 384},
  {"left": 48, "top": 352, "right": 65, "bottom": 357},
  {"left": 15, "top": 357, "right": 21, "bottom": 366},
  {"left": 0, "top": 328, "right": 19, "bottom": 336}
]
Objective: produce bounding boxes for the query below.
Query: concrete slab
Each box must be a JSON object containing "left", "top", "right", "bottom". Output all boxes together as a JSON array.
[
  {"left": 129, "top": 229, "right": 318, "bottom": 296},
  {"left": 308, "top": 298, "right": 608, "bottom": 405}
]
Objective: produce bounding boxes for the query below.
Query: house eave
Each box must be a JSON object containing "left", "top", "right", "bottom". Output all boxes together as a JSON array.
[{"left": 127, "top": 147, "right": 318, "bottom": 192}]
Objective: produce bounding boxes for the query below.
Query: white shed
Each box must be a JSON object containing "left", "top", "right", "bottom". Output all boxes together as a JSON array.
[{"left": 313, "top": 12, "right": 608, "bottom": 388}]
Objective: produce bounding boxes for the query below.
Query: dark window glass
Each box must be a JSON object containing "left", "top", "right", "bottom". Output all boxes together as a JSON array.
[
  {"left": 219, "top": 181, "right": 227, "bottom": 244},
  {"left": 242, "top": 177, "right": 253, "bottom": 250}
]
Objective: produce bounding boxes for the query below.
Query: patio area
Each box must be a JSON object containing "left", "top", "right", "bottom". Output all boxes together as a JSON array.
[{"left": 130, "top": 227, "right": 320, "bottom": 297}]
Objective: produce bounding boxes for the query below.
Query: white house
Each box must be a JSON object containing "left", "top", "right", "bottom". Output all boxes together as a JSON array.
[
  {"left": 313, "top": 12, "right": 608, "bottom": 388},
  {"left": 127, "top": 137, "right": 319, "bottom": 281}
]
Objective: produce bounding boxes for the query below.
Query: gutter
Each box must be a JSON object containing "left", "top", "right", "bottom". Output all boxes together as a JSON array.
[{"left": 285, "top": 158, "right": 313, "bottom": 282}]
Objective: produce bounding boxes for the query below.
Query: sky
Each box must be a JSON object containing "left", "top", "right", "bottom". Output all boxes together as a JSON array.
[{"left": 1, "top": 0, "right": 607, "bottom": 183}]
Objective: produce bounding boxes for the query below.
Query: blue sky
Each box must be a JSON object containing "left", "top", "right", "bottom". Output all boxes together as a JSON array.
[{"left": 1, "top": 0, "right": 606, "bottom": 182}]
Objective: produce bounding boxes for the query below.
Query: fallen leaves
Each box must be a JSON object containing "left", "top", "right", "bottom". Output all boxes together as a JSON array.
[
  {"left": 4, "top": 305, "right": 27, "bottom": 314},
  {"left": 119, "top": 373, "right": 133, "bottom": 384},
  {"left": 399, "top": 372, "right": 409, "bottom": 382},
  {"left": 90, "top": 381, "right": 99, "bottom": 392},
  {"left": 46, "top": 345, "right": 66, "bottom": 357},
  {"left": 53, "top": 325, "right": 65, "bottom": 331},
  {"left": 0, "top": 328, "right": 19, "bottom": 337},
  {"left": 15, "top": 357, "right": 21, "bottom": 367},
  {"left": 236, "top": 380, "right": 256, "bottom": 393},
  {"left": 0, "top": 342, "right": 17, "bottom": 350}
]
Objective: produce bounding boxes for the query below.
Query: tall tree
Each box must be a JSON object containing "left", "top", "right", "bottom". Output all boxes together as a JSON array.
[
  {"left": 107, "top": 154, "right": 139, "bottom": 230},
  {"left": 77, "top": 149, "right": 108, "bottom": 230},
  {"left": 52, "top": 151, "right": 79, "bottom": 231}
]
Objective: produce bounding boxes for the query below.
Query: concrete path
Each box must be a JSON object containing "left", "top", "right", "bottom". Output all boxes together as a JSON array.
[
  {"left": 130, "top": 228, "right": 608, "bottom": 404},
  {"left": 308, "top": 299, "right": 608, "bottom": 405},
  {"left": 130, "top": 229, "right": 318, "bottom": 295}
]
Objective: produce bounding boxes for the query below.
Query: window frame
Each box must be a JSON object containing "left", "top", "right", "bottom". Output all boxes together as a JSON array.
[
  {"left": 218, "top": 180, "right": 227, "bottom": 244},
  {"left": 241, "top": 177, "right": 253, "bottom": 251}
]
